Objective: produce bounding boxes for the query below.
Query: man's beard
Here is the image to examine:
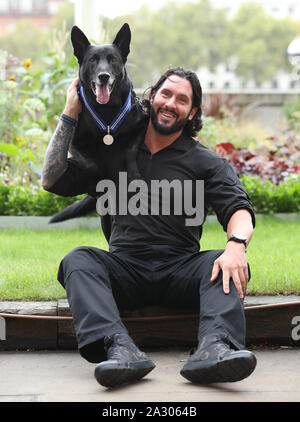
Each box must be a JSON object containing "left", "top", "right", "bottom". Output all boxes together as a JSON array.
[{"left": 150, "top": 106, "right": 190, "bottom": 135}]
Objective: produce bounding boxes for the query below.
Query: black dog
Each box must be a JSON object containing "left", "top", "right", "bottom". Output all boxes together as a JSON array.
[{"left": 50, "top": 24, "right": 147, "bottom": 242}]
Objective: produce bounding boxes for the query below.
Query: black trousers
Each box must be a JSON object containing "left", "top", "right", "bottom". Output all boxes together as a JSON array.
[{"left": 57, "top": 244, "right": 248, "bottom": 363}]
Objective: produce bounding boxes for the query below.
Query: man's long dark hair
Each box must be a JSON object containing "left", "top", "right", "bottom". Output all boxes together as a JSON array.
[{"left": 142, "top": 67, "right": 203, "bottom": 138}]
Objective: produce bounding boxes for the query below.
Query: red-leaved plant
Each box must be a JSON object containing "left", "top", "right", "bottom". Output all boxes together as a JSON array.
[{"left": 215, "top": 134, "right": 300, "bottom": 185}]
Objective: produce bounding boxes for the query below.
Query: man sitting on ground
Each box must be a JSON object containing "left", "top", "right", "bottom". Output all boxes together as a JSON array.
[{"left": 42, "top": 68, "right": 257, "bottom": 388}]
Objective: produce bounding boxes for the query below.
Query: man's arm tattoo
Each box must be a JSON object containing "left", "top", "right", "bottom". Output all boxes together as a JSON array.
[{"left": 42, "top": 120, "right": 75, "bottom": 190}]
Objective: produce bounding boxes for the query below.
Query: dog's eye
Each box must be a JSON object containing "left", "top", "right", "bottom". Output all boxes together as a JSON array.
[{"left": 89, "top": 57, "right": 96, "bottom": 62}]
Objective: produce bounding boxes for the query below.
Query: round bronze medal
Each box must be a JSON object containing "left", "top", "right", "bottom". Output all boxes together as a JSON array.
[{"left": 103, "top": 134, "right": 114, "bottom": 145}]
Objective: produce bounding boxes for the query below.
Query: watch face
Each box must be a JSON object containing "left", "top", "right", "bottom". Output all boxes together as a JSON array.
[{"left": 232, "top": 233, "right": 247, "bottom": 241}]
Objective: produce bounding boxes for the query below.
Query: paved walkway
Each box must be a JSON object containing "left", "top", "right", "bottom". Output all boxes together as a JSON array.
[{"left": 0, "top": 346, "right": 299, "bottom": 403}]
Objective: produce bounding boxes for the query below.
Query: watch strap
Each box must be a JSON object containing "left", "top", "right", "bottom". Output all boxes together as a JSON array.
[{"left": 227, "top": 235, "right": 247, "bottom": 249}]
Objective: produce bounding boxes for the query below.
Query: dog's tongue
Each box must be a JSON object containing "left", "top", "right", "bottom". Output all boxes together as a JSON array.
[{"left": 96, "top": 84, "right": 110, "bottom": 104}]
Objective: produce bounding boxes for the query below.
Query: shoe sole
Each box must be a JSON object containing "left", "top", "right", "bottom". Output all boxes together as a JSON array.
[
  {"left": 180, "top": 351, "right": 257, "bottom": 384},
  {"left": 94, "top": 359, "right": 156, "bottom": 388}
]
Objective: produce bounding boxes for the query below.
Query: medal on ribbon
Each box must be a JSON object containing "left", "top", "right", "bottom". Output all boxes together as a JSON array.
[
  {"left": 103, "top": 126, "right": 114, "bottom": 145},
  {"left": 79, "top": 84, "right": 132, "bottom": 146}
]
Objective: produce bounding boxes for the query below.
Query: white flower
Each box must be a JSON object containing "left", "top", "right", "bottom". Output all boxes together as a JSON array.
[
  {"left": 4, "top": 80, "right": 17, "bottom": 90},
  {"left": 25, "top": 128, "right": 44, "bottom": 137},
  {"left": 23, "top": 98, "right": 45, "bottom": 112}
]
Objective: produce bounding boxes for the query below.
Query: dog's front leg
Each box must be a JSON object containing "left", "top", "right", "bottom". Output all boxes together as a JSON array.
[
  {"left": 125, "top": 132, "right": 144, "bottom": 182},
  {"left": 69, "top": 144, "right": 99, "bottom": 174}
]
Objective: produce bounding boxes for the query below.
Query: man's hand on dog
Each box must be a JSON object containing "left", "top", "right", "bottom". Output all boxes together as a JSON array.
[{"left": 63, "top": 77, "right": 82, "bottom": 120}]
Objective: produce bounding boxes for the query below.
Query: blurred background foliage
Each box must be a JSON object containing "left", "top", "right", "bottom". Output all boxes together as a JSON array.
[
  {"left": 0, "top": 0, "right": 299, "bottom": 87},
  {"left": 104, "top": 0, "right": 299, "bottom": 87}
]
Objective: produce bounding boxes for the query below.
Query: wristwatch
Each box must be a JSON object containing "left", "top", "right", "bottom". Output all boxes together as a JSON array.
[{"left": 227, "top": 233, "right": 247, "bottom": 249}]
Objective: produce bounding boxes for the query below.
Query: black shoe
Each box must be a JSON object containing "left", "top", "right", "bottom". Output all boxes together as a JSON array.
[
  {"left": 180, "top": 334, "right": 257, "bottom": 384},
  {"left": 94, "top": 333, "right": 155, "bottom": 388}
]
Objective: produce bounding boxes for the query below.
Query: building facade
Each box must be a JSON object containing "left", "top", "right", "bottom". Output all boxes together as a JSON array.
[
  {"left": 0, "top": 0, "right": 65, "bottom": 36},
  {"left": 197, "top": 63, "right": 298, "bottom": 91}
]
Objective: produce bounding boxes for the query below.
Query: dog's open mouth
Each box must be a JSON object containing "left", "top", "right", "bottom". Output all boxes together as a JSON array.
[{"left": 91, "top": 81, "right": 114, "bottom": 104}]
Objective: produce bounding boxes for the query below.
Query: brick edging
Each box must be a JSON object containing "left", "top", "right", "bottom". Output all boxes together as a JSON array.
[{"left": 0, "top": 296, "right": 300, "bottom": 351}]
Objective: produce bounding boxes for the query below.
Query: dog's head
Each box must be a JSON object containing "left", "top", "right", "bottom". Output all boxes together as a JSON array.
[{"left": 71, "top": 24, "right": 131, "bottom": 105}]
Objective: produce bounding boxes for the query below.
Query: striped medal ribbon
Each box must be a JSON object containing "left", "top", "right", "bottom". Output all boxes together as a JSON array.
[{"left": 79, "top": 84, "right": 132, "bottom": 145}]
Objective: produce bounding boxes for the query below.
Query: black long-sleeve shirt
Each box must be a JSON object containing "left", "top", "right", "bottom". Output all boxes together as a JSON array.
[{"left": 48, "top": 131, "right": 255, "bottom": 250}]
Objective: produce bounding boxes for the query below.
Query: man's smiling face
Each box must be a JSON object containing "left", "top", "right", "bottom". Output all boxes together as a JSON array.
[{"left": 150, "top": 74, "right": 197, "bottom": 135}]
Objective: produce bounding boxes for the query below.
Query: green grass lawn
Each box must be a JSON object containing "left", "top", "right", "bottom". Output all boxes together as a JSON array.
[{"left": 0, "top": 215, "right": 299, "bottom": 300}]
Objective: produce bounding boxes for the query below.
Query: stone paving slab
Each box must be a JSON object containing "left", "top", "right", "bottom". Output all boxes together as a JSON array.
[
  {"left": 0, "top": 348, "right": 299, "bottom": 403},
  {"left": 1, "top": 295, "right": 299, "bottom": 314},
  {"left": 244, "top": 295, "right": 300, "bottom": 306},
  {"left": 0, "top": 301, "right": 57, "bottom": 315}
]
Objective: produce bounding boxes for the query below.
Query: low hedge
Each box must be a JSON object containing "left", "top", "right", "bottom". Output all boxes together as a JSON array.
[
  {"left": 0, "top": 174, "right": 300, "bottom": 216},
  {"left": 241, "top": 174, "right": 300, "bottom": 214},
  {"left": 0, "top": 184, "right": 85, "bottom": 216}
]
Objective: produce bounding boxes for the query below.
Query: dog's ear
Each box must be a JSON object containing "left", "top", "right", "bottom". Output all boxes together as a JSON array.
[
  {"left": 71, "top": 26, "right": 91, "bottom": 64},
  {"left": 112, "top": 23, "right": 131, "bottom": 63}
]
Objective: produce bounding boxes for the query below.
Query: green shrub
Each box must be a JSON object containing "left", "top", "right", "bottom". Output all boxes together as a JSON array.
[
  {"left": 283, "top": 97, "right": 300, "bottom": 131},
  {"left": 0, "top": 183, "right": 10, "bottom": 215},
  {"left": 0, "top": 48, "right": 76, "bottom": 188},
  {"left": 241, "top": 174, "right": 300, "bottom": 213},
  {"left": 0, "top": 183, "right": 84, "bottom": 216}
]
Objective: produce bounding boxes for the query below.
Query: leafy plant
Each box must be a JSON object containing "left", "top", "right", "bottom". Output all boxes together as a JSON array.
[
  {"left": 0, "top": 182, "right": 84, "bottom": 216},
  {"left": 215, "top": 138, "right": 300, "bottom": 184},
  {"left": 199, "top": 115, "right": 273, "bottom": 151},
  {"left": 283, "top": 98, "right": 300, "bottom": 131},
  {"left": 203, "top": 93, "right": 243, "bottom": 120},
  {"left": 0, "top": 29, "right": 77, "bottom": 186},
  {"left": 241, "top": 174, "right": 300, "bottom": 213}
]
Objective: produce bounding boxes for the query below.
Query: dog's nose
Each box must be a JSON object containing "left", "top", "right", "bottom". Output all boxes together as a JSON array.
[{"left": 98, "top": 73, "right": 110, "bottom": 84}]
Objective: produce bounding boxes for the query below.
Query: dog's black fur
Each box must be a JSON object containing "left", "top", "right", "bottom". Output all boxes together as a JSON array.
[{"left": 50, "top": 24, "right": 147, "bottom": 242}]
